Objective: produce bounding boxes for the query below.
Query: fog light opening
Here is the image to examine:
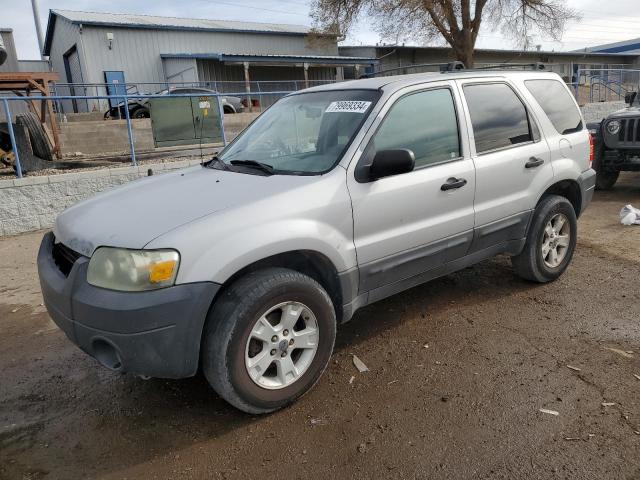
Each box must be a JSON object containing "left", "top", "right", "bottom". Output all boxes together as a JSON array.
[{"left": 92, "top": 339, "right": 123, "bottom": 371}]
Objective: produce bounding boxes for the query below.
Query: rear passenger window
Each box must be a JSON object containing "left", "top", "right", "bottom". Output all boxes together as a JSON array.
[
  {"left": 368, "top": 88, "right": 460, "bottom": 168},
  {"left": 525, "top": 79, "right": 583, "bottom": 135},
  {"left": 463, "top": 83, "right": 533, "bottom": 154}
]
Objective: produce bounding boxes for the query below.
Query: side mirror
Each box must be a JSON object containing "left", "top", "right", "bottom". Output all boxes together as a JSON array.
[
  {"left": 625, "top": 91, "right": 637, "bottom": 106},
  {"left": 369, "top": 149, "right": 415, "bottom": 180}
]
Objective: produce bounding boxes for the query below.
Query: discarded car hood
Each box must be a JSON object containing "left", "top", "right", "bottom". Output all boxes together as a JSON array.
[{"left": 54, "top": 166, "right": 314, "bottom": 256}]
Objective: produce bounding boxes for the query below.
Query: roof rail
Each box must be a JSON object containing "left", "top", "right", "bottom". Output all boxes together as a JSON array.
[
  {"left": 468, "top": 62, "right": 546, "bottom": 71},
  {"left": 359, "top": 61, "right": 465, "bottom": 78}
]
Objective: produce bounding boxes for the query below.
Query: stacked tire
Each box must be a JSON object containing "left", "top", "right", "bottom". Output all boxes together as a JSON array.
[{"left": 16, "top": 112, "right": 53, "bottom": 161}]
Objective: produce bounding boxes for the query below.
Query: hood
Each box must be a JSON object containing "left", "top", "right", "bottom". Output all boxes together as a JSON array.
[
  {"left": 54, "top": 166, "right": 316, "bottom": 256},
  {"left": 607, "top": 106, "right": 640, "bottom": 119}
]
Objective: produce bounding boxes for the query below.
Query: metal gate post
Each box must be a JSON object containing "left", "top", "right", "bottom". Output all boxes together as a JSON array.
[
  {"left": 122, "top": 93, "right": 137, "bottom": 166},
  {"left": 2, "top": 99, "right": 22, "bottom": 178},
  {"left": 217, "top": 93, "right": 227, "bottom": 147}
]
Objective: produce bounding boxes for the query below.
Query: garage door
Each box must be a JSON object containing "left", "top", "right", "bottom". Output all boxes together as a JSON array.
[{"left": 63, "top": 46, "right": 87, "bottom": 113}]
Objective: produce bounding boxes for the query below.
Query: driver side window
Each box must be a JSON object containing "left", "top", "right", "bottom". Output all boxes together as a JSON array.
[{"left": 365, "top": 88, "right": 461, "bottom": 169}]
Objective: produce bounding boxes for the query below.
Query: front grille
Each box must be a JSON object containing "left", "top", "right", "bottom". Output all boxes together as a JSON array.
[
  {"left": 618, "top": 119, "right": 640, "bottom": 145},
  {"left": 52, "top": 237, "right": 82, "bottom": 277}
]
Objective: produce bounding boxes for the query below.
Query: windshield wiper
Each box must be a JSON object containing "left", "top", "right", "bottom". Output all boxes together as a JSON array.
[
  {"left": 202, "top": 155, "right": 230, "bottom": 170},
  {"left": 230, "top": 160, "right": 275, "bottom": 175}
]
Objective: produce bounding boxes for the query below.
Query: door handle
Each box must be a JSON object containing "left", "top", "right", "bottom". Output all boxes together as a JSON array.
[
  {"left": 441, "top": 177, "right": 467, "bottom": 191},
  {"left": 525, "top": 157, "right": 544, "bottom": 168}
]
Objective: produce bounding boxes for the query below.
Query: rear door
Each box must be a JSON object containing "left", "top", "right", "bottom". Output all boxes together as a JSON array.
[
  {"left": 457, "top": 79, "right": 553, "bottom": 251},
  {"left": 347, "top": 82, "right": 476, "bottom": 296},
  {"left": 522, "top": 78, "right": 590, "bottom": 173}
]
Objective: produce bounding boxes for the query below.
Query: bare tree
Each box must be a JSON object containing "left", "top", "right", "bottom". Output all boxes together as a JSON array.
[{"left": 311, "top": 0, "right": 578, "bottom": 68}]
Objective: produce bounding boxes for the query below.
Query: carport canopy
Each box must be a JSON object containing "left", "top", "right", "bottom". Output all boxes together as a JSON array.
[{"left": 161, "top": 52, "right": 378, "bottom": 110}]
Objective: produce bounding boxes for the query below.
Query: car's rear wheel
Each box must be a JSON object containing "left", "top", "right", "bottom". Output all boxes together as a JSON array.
[
  {"left": 202, "top": 268, "right": 336, "bottom": 414},
  {"left": 512, "top": 195, "right": 577, "bottom": 283},
  {"left": 131, "top": 107, "right": 150, "bottom": 119}
]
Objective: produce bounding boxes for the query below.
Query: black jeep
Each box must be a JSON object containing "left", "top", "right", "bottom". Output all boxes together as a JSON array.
[{"left": 589, "top": 91, "right": 640, "bottom": 190}]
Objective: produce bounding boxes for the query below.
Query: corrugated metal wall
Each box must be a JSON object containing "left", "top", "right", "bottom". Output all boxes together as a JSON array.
[
  {"left": 47, "top": 18, "right": 81, "bottom": 83},
  {"left": 46, "top": 17, "right": 341, "bottom": 113},
  {"left": 18, "top": 60, "right": 50, "bottom": 72},
  {"left": 74, "top": 24, "right": 338, "bottom": 86},
  {"left": 0, "top": 30, "right": 20, "bottom": 72},
  {"left": 162, "top": 57, "right": 198, "bottom": 85},
  {"left": 340, "top": 46, "right": 634, "bottom": 80}
]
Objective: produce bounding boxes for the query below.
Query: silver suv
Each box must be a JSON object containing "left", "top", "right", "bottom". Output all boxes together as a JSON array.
[{"left": 38, "top": 70, "right": 595, "bottom": 414}]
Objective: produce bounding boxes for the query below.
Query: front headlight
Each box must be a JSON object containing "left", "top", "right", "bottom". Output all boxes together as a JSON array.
[
  {"left": 607, "top": 120, "right": 621, "bottom": 135},
  {"left": 87, "top": 248, "right": 180, "bottom": 291}
]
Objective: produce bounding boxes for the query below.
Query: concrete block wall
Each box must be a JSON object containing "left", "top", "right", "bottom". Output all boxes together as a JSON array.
[
  {"left": 581, "top": 101, "right": 625, "bottom": 124},
  {"left": 58, "top": 119, "right": 155, "bottom": 156},
  {"left": 0, "top": 160, "right": 202, "bottom": 236}
]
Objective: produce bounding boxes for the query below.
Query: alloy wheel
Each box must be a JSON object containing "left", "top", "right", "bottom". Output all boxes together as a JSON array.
[
  {"left": 244, "top": 301, "right": 319, "bottom": 389},
  {"left": 541, "top": 213, "right": 571, "bottom": 268}
]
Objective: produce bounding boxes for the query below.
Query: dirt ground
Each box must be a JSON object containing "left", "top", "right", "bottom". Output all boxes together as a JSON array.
[{"left": 1, "top": 174, "right": 640, "bottom": 480}]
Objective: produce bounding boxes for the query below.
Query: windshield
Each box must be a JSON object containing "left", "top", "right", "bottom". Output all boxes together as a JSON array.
[{"left": 218, "top": 89, "right": 380, "bottom": 174}]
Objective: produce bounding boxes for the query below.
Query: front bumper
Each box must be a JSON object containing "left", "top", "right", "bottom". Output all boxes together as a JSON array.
[
  {"left": 37, "top": 232, "right": 220, "bottom": 379},
  {"left": 578, "top": 168, "right": 596, "bottom": 216}
]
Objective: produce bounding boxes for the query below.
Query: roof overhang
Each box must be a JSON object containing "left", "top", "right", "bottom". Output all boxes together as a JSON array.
[{"left": 161, "top": 53, "right": 378, "bottom": 66}]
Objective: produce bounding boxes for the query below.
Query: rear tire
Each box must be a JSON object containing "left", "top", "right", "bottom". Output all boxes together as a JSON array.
[
  {"left": 202, "top": 268, "right": 336, "bottom": 414},
  {"left": 512, "top": 195, "right": 577, "bottom": 283},
  {"left": 16, "top": 112, "right": 53, "bottom": 161},
  {"left": 131, "top": 107, "right": 150, "bottom": 119}
]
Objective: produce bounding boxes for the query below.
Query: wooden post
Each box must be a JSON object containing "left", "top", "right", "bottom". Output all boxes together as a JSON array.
[
  {"left": 42, "top": 82, "right": 61, "bottom": 158},
  {"left": 303, "top": 62, "right": 310, "bottom": 89},
  {"left": 243, "top": 62, "right": 252, "bottom": 113}
]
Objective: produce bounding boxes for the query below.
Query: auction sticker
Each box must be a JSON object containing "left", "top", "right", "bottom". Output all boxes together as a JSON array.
[{"left": 325, "top": 101, "right": 371, "bottom": 113}]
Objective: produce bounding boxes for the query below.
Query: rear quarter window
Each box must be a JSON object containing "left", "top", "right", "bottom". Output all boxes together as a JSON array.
[{"left": 524, "top": 79, "right": 583, "bottom": 135}]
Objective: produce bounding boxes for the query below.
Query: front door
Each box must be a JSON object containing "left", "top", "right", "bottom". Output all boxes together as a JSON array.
[
  {"left": 104, "top": 71, "right": 126, "bottom": 110},
  {"left": 347, "top": 84, "right": 476, "bottom": 296}
]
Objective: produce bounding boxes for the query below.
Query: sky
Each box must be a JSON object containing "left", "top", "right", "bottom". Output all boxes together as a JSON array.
[{"left": 2, "top": 0, "right": 640, "bottom": 60}]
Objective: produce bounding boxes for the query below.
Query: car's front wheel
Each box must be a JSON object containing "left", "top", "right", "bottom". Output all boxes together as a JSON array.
[
  {"left": 512, "top": 194, "right": 577, "bottom": 283},
  {"left": 594, "top": 145, "right": 619, "bottom": 190},
  {"left": 202, "top": 268, "right": 336, "bottom": 414}
]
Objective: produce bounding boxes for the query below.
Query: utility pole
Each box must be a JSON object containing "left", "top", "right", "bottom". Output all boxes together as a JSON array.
[{"left": 31, "top": 0, "right": 45, "bottom": 59}]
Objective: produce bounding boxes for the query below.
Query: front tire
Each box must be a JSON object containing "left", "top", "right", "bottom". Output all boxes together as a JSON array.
[
  {"left": 512, "top": 195, "right": 577, "bottom": 283},
  {"left": 594, "top": 145, "right": 619, "bottom": 190},
  {"left": 202, "top": 268, "right": 336, "bottom": 414}
]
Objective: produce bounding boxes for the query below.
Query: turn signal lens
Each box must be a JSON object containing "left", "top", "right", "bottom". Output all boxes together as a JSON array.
[{"left": 149, "top": 260, "right": 178, "bottom": 283}]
